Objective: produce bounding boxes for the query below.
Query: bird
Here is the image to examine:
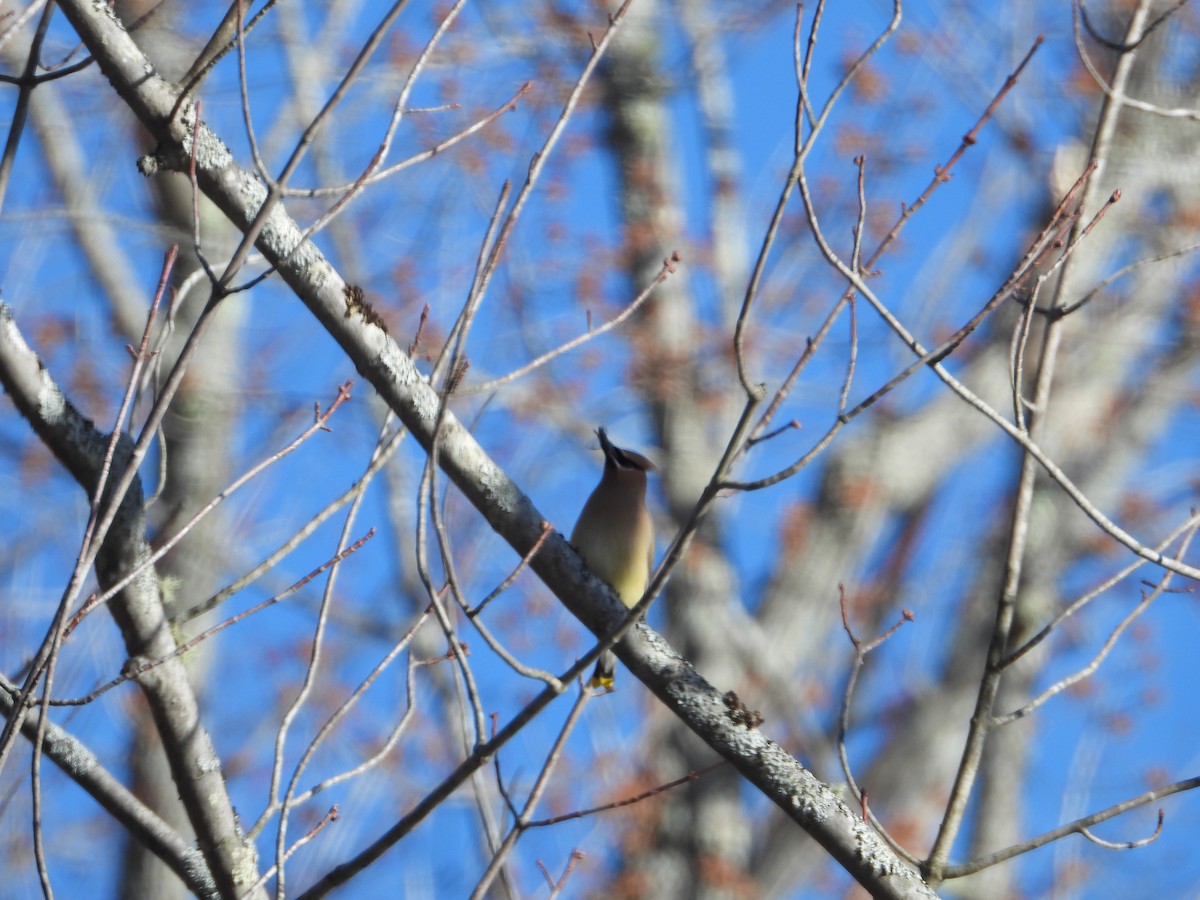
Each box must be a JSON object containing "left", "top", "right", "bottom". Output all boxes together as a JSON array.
[{"left": 570, "top": 427, "right": 656, "bottom": 691}]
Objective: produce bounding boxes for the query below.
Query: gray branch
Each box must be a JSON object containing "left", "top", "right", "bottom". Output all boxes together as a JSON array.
[{"left": 51, "top": 1, "right": 937, "bottom": 896}]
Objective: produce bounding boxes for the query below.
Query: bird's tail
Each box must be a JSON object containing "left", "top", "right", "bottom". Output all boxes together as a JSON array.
[{"left": 589, "top": 650, "right": 616, "bottom": 691}]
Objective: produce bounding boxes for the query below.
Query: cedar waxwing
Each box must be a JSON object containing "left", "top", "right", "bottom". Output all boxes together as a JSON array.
[{"left": 570, "top": 427, "right": 656, "bottom": 691}]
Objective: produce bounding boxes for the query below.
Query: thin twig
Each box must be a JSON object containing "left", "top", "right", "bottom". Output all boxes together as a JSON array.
[
  {"left": 286, "top": 84, "right": 531, "bottom": 199},
  {"left": 58, "top": 532, "right": 376, "bottom": 707},
  {"left": 925, "top": 4, "right": 1153, "bottom": 883},
  {"left": 992, "top": 518, "right": 1199, "bottom": 726},
  {"left": 1054, "top": 240, "right": 1200, "bottom": 319},
  {"left": 0, "top": 245, "right": 177, "bottom": 779},
  {"left": 527, "top": 760, "right": 727, "bottom": 829},
  {"left": 1073, "top": 0, "right": 1200, "bottom": 121},
  {"left": 67, "top": 382, "right": 354, "bottom": 631},
  {"left": 733, "top": 1, "right": 901, "bottom": 396},
  {"left": 466, "top": 252, "right": 680, "bottom": 394},
  {"left": 942, "top": 784, "right": 1189, "bottom": 879},
  {"left": 172, "top": 419, "right": 408, "bottom": 625},
  {"left": 470, "top": 687, "right": 592, "bottom": 898},
  {"left": 835, "top": 586, "right": 919, "bottom": 864},
  {"left": 270, "top": 410, "right": 395, "bottom": 897},
  {"left": 443, "top": 1, "right": 638, "bottom": 393},
  {"left": 244, "top": 805, "right": 340, "bottom": 896},
  {"left": 1002, "top": 511, "right": 1200, "bottom": 668},
  {"left": 0, "top": 0, "right": 55, "bottom": 214},
  {"left": 469, "top": 521, "right": 553, "bottom": 618}
]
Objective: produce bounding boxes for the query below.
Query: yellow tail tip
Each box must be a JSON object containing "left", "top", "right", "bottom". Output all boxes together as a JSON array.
[
  {"left": 589, "top": 674, "right": 615, "bottom": 692},
  {"left": 589, "top": 650, "right": 616, "bottom": 692}
]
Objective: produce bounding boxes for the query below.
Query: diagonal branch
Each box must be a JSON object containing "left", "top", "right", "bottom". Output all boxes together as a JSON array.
[{"left": 52, "top": 3, "right": 935, "bottom": 897}]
